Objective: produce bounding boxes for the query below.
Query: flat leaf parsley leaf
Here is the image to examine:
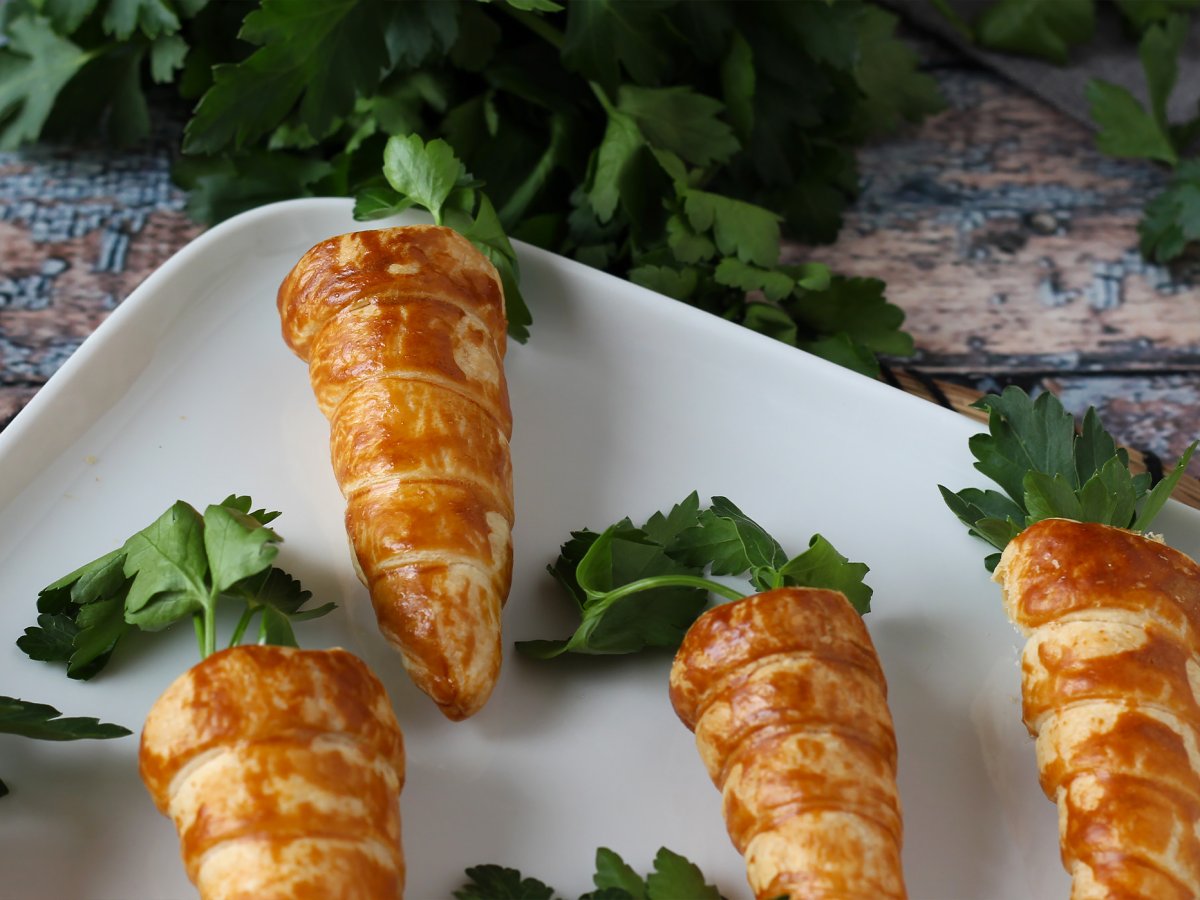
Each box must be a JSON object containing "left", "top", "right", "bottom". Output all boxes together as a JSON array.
[
  {"left": 0, "top": 696, "right": 131, "bottom": 797},
  {"left": 0, "top": 696, "right": 131, "bottom": 742},
  {"left": 940, "top": 386, "right": 1197, "bottom": 570},
  {"left": 183, "top": 0, "right": 392, "bottom": 153},
  {"left": 644, "top": 848, "right": 722, "bottom": 900},
  {"left": 1086, "top": 80, "right": 1178, "bottom": 166},
  {"left": 973, "top": 0, "right": 1095, "bottom": 64},
  {"left": 0, "top": 15, "right": 96, "bottom": 150}
]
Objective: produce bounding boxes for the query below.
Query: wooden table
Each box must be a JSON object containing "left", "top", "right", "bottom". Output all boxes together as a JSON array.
[{"left": 2, "top": 62, "right": 1198, "bottom": 476}]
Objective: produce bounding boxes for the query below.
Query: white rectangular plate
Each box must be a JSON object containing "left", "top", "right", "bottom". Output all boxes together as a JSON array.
[{"left": 3, "top": 198, "right": 1196, "bottom": 898}]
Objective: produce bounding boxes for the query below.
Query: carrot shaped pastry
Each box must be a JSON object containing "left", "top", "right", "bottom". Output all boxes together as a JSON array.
[
  {"left": 277, "top": 225, "right": 514, "bottom": 720},
  {"left": 996, "top": 519, "right": 1200, "bottom": 898},
  {"left": 941, "top": 386, "right": 1200, "bottom": 897},
  {"left": 670, "top": 588, "right": 905, "bottom": 900},
  {"left": 22, "top": 496, "right": 395, "bottom": 895},
  {"left": 520, "top": 493, "right": 905, "bottom": 898},
  {"left": 140, "top": 644, "right": 407, "bottom": 900}
]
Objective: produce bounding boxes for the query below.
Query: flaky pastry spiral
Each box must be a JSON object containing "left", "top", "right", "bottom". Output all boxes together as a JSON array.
[
  {"left": 995, "top": 518, "right": 1200, "bottom": 898},
  {"left": 139, "top": 645, "right": 406, "bottom": 899},
  {"left": 278, "top": 225, "right": 513, "bottom": 719},
  {"left": 670, "top": 587, "right": 906, "bottom": 899}
]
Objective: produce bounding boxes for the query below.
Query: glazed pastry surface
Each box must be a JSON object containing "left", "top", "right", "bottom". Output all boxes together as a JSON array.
[
  {"left": 140, "top": 645, "right": 407, "bottom": 899},
  {"left": 996, "top": 518, "right": 1200, "bottom": 899},
  {"left": 278, "top": 225, "right": 513, "bottom": 719},
  {"left": 670, "top": 587, "right": 906, "bottom": 900}
]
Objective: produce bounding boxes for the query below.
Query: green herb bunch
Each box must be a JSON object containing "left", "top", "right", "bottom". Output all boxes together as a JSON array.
[
  {"left": 0, "top": 0, "right": 942, "bottom": 373},
  {"left": 522, "top": 492, "right": 871, "bottom": 659},
  {"left": 942, "top": 0, "right": 1200, "bottom": 263},
  {"left": 940, "top": 386, "right": 1197, "bottom": 570},
  {"left": 16, "top": 494, "right": 333, "bottom": 678}
]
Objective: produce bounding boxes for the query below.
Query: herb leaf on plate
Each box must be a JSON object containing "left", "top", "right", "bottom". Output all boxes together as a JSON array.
[
  {"left": 457, "top": 846, "right": 724, "bottom": 900},
  {"left": 0, "top": 696, "right": 131, "bottom": 742},
  {"left": 519, "top": 493, "right": 711, "bottom": 659},
  {"left": 669, "top": 496, "right": 787, "bottom": 586},
  {"left": 454, "top": 865, "right": 558, "bottom": 900},
  {"left": 520, "top": 493, "right": 872, "bottom": 659},
  {"left": 644, "top": 848, "right": 723, "bottom": 900},
  {"left": 0, "top": 696, "right": 131, "bottom": 797},
  {"left": 940, "top": 386, "right": 1197, "bottom": 570},
  {"left": 591, "top": 848, "right": 647, "bottom": 899},
  {"left": 17, "top": 494, "right": 331, "bottom": 677},
  {"left": 19, "top": 548, "right": 133, "bottom": 679}
]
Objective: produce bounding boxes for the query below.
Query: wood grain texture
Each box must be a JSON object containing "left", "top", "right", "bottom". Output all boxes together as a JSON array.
[
  {"left": 802, "top": 68, "right": 1199, "bottom": 373},
  {"left": 796, "top": 64, "right": 1200, "bottom": 479}
]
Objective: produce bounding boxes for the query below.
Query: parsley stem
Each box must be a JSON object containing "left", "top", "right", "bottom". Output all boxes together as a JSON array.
[
  {"left": 202, "top": 591, "right": 217, "bottom": 659},
  {"left": 192, "top": 614, "right": 204, "bottom": 658},
  {"left": 593, "top": 574, "right": 746, "bottom": 607},
  {"left": 228, "top": 607, "right": 255, "bottom": 648},
  {"left": 589, "top": 80, "right": 614, "bottom": 113}
]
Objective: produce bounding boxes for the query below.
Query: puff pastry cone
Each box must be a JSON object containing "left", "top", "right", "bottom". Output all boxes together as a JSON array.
[
  {"left": 994, "top": 517, "right": 1200, "bottom": 899},
  {"left": 669, "top": 587, "right": 906, "bottom": 900},
  {"left": 139, "top": 644, "right": 407, "bottom": 899},
  {"left": 277, "top": 225, "right": 514, "bottom": 720}
]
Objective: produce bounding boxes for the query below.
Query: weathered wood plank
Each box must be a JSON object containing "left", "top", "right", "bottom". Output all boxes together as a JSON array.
[{"left": 804, "top": 68, "right": 1200, "bottom": 373}]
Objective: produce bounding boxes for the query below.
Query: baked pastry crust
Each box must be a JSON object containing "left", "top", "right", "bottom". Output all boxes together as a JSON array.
[
  {"left": 139, "top": 645, "right": 406, "bottom": 899},
  {"left": 670, "top": 587, "right": 906, "bottom": 900},
  {"left": 995, "top": 518, "right": 1200, "bottom": 898},
  {"left": 277, "top": 225, "right": 513, "bottom": 720}
]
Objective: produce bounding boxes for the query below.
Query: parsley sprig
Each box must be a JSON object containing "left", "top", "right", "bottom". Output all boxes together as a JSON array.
[
  {"left": 940, "top": 386, "right": 1197, "bottom": 570},
  {"left": 17, "top": 495, "right": 333, "bottom": 678},
  {"left": 357, "top": 133, "right": 531, "bottom": 341},
  {"left": 455, "top": 846, "right": 724, "bottom": 900},
  {"left": 519, "top": 493, "right": 871, "bottom": 660}
]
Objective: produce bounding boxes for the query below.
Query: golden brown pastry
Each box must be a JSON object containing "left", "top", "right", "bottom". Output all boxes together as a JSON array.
[
  {"left": 669, "top": 587, "right": 905, "bottom": 899},
  {"left": 139, "top": 645, "right": 406, "bottom": 900},
  {"left": 277, "top": 225, "right": 513, "bottom": 720},
  {"left": 995, "top": 517, "right": 1200, "bottom": 899}
]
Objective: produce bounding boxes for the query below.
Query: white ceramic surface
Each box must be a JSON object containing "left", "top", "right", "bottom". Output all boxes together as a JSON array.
[{"left": 3, "top": 198, "right": 1196, "bottom": 899}]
